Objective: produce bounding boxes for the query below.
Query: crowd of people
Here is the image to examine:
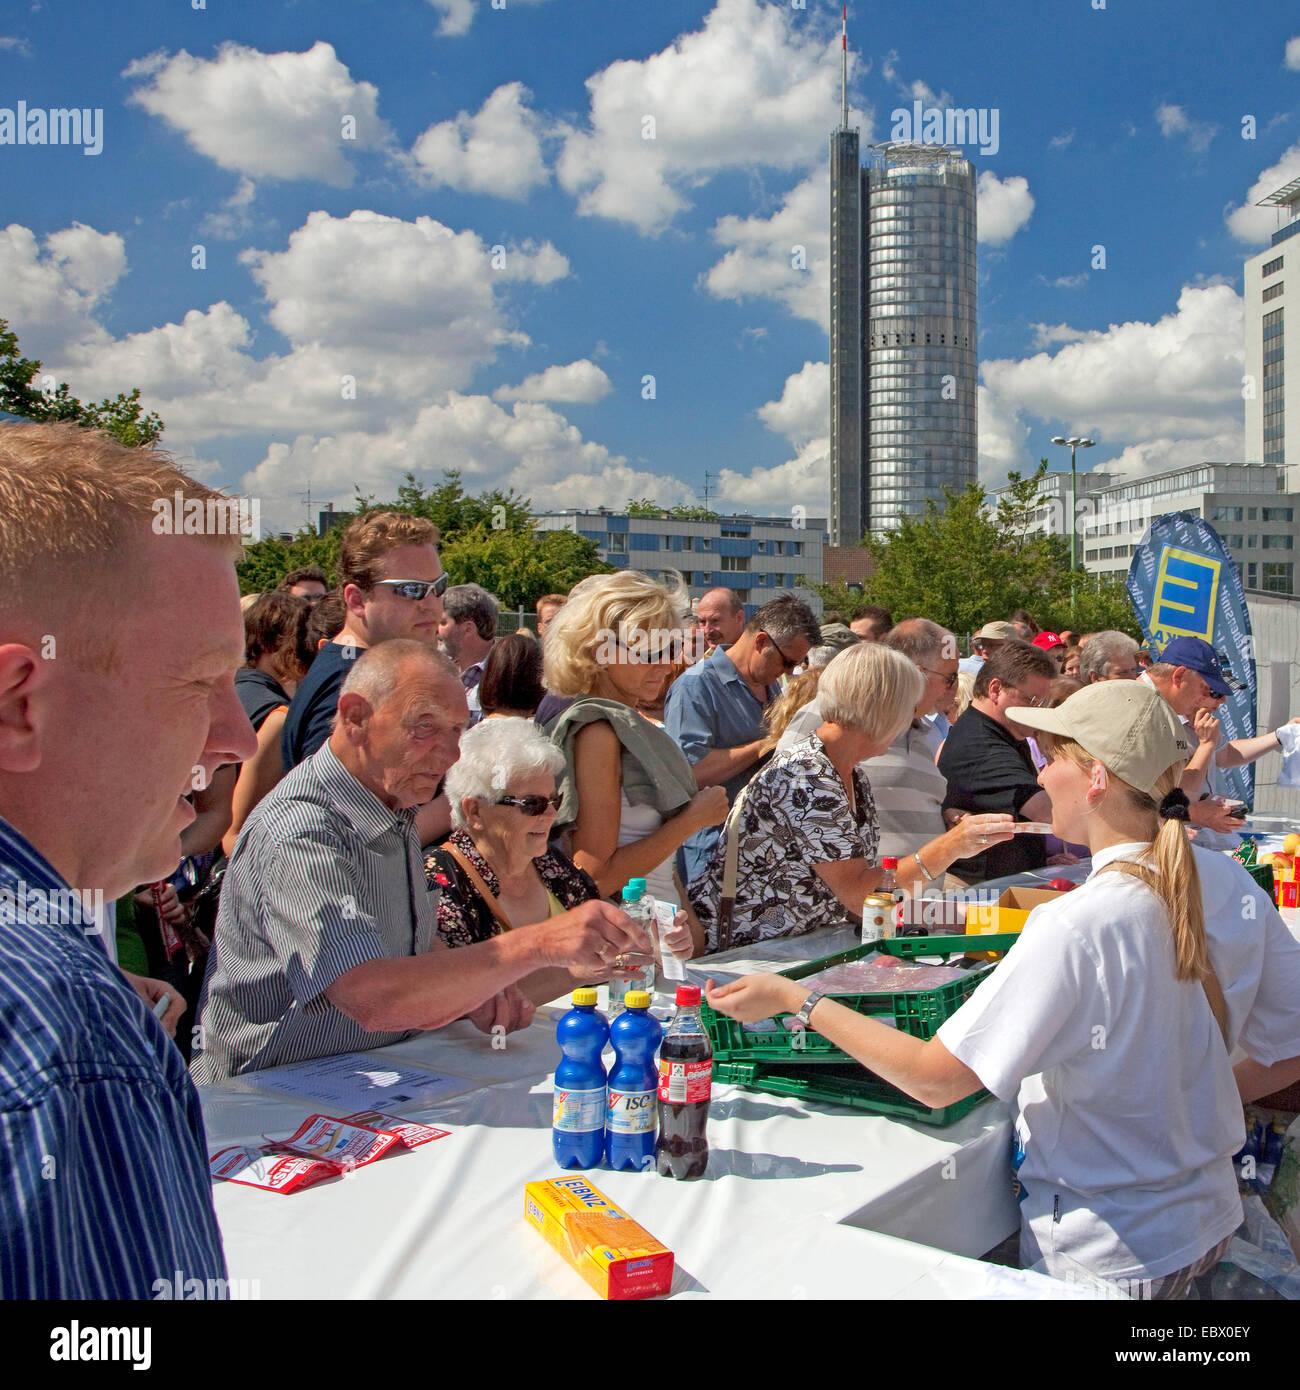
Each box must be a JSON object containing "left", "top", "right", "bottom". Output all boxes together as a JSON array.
[{"left": 3, "top": 421, "right": 1300, "bottom": 1301}]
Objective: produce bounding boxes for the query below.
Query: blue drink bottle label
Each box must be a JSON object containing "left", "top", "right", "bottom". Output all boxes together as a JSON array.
[
  {"left": 553, "top": 1086, "right": 606, "bottom": 1133},
  {"left": 607, "top": 1088, "right": 656, "bottom": 1135}
]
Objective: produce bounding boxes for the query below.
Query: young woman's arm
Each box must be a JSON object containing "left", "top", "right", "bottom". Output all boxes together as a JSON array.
[
  {"left": 705, "top": 973, "right": 983, "bottom": 1108},
  {"left": 224, "top": 708, "right": 288, "bottom": 856},
  {"left": 569, "top": 721, "right": 722, "bottom": 897}
]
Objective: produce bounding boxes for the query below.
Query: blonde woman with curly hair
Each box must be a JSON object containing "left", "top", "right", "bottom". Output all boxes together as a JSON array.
[
  {"left": 708, "top": 680, "right": 1300, "bottom": 1296},
  {"left": 543, "top": 571, "right": 727, "bottom": 955}
]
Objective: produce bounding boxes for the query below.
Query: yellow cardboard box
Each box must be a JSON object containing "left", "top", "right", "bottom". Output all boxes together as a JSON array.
[
  {"left": 965, "top": 885, "right": 1064, "bottom": 936},
  {"left": 524, "top": 1177, "right": 673, "bottom": 1300}
]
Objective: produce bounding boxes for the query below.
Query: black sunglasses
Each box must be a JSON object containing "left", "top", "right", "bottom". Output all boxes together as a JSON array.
[
  {"left": 373, "top": 575, "right": 449, "bottom": 601},
  {"left": 494, "top": 793, "right": 562, "bottom": 817},
  {"left": 763, "top": 631, "right": 799, "bottom": 673}
]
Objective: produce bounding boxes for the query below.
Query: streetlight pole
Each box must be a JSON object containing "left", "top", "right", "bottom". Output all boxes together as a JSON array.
[{"left": 1051, "top": 435, "right": 1095, "bottom": 617}]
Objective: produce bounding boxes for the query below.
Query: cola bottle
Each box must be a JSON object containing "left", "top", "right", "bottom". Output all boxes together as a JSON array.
[{"left": 655, "top": 984, "right": 711, "bottom": 1180}]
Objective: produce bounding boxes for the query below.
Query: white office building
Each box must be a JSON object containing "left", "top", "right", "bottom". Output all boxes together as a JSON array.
[
  {"left": 1244, "top": 176, "right": 1300, "bottom": 493},
  {"left": 989, "top": 462, "right": 1298, "bottom": 596},
  {"left": 531, "top": 509, "right": 826, "bottom": 618}
]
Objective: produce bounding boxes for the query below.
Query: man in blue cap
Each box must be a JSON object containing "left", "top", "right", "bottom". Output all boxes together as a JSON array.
[{"left": 1141, "top": 637, "right": 1299, "bottom": 846}]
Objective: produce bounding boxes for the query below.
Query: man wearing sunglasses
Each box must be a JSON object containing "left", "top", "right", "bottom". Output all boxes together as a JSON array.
[
  {"left": 665, "top": 594, "right": 820, "bottom": 884},
  {"left": 282, "top": 512, "right": 447, "bottom": 772}
]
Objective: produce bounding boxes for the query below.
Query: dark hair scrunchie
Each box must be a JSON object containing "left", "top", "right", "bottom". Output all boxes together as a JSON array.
[{"left": 1159, "top": 788, "right": 1191, "bottom": 822}]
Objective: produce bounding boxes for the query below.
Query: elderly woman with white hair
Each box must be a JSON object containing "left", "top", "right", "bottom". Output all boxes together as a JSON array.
[
  {"left": 689, "top": 642, "right": 1017, "bottom": 952},
  {"left": 422, "top": 716, "right": 595, "bottom": 950}
]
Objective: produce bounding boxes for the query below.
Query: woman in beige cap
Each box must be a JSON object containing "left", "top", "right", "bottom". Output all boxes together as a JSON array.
[{"left": 708, "top": 680, "right": 1300, "bottom": 1298}]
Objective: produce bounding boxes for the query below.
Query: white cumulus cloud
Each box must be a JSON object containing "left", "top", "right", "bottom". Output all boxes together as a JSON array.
[
  {"left": 702, "top": 170, "right": 829, "bottom": 328},
  {"left": 424, "top": 0, "right": 552, "bottom": 38},
  {"left": 1286, "top": 36, "right": 1300, "bottom": 70},
  {"left": 494, "top": 359, "right": 612, "bottom": 404},
  {"left": 1155, "top": 102, "right": 1217, "bottom": 153},
  {"left": 980, "top": 283, "right": 1245, "bottom": 488},
  {"left": 977, "top": 171, "right": 1034, "bottom": 245},
  {"left": 411, "top": 82, "right": 550, "bottom": 199},
  {"left": 756, "top": 360, "right": 828, "bottom": 446},
  {"left": 557, "top": 0, "right": 859, "bottom": 234},
  {"left": 1225, "top": 142, "right": 1300, "bottom": 244},
  {"left": 124, "top": 41, "right": 393, "bottom": 185},
  {"left": 241, "top": 393, "right": 691, "bottom": 522}
]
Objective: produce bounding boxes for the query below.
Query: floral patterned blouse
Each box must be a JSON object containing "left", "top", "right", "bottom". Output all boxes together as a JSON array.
[
  {"left": 688, "top": 733, "right": 879, "bottom": 952},
  {"left": 424, "top": 828, "right": 601, "bottom": 948}
]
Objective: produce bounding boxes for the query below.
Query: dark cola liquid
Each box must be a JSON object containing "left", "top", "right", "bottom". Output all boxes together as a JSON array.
[{"left": 655, "top": 1027, "right": 710, "bottom": 1180}]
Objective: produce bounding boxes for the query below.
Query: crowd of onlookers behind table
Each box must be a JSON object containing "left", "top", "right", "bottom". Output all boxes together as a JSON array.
[{"left": 4, "top": 422, "right": 1300, "bottom": 1299}]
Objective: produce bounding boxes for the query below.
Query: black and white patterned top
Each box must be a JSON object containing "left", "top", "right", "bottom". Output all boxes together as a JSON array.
[{"left": 688, "top": 733, "right": 879, "bottom": 952}]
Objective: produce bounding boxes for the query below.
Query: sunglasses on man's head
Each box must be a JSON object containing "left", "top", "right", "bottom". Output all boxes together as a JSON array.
[
  {"left": 373, "top": 575, "right": 449, "bottom": 601},
  {"left": 495, "top": 794, "right": 562, "bottom": 817}
]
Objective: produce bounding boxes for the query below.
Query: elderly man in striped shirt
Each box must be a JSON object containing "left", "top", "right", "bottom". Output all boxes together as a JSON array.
[
  {"left": 0, "top": 423, "right": 259, "bottom": 1299},
  {"left": 193, "top": 640, "right": 648, "bottom": 1083}
]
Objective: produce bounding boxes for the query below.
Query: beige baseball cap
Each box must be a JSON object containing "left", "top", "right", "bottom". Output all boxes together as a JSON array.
[
  {"left": 1007, "top": 680, "right": 1191, "bottom": 796},
  {"left": 974, "top": 620, "right": 1019, "bottom": 641}
]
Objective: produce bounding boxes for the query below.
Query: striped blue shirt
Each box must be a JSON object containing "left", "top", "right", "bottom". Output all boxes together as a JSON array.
[{"left": 0, "top": 814, "right": 226, "bottom": 1299}]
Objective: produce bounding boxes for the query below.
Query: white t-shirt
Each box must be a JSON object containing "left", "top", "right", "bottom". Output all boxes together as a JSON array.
[{"left": 938, "top": 841, "right": 1300, "bottom": 1284}]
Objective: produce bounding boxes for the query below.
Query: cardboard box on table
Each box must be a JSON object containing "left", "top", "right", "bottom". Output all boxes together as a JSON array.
[{"left": 965, "top": 886, "right": 1062, "bottom": 935}]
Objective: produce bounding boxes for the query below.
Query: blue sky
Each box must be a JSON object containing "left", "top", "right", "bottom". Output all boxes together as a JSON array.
[{"left": 2, "top": 0, "right": 1298, "bottom": 532}]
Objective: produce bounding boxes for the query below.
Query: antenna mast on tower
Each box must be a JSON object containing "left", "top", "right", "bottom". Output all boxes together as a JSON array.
[{"left": 841, "top": 5, "right": 849, "bottom": 129}]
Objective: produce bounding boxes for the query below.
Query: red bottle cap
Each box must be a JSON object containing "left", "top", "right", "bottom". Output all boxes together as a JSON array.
[
  {"left": 675, "top": 985, "right": 702, "bottom": 1006},
  {"left": 882, "top": 857, "right": 899, "bottom": 869}
]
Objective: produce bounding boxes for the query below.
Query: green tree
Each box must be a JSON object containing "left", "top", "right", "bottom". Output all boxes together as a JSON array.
[
  {"left": 440, "top": 523, "right": 611, "bottom": 610},
  {"left": 237, "top": 470, "right": 612, "bottom": 602},
  {"left": 235, "top": 529, "right": 343, "bottom": 595},
  {"left": 818, "top": 466, "right": 1140, "bottom": 643},
  {"left": 627, "top": 498, "right": 662, "bottom": 517},
  {"left": 0, "top": 318, "right": 164, "bottom": 445}
]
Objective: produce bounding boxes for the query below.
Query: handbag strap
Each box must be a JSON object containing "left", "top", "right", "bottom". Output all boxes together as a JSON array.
[
  {"left": 715, "top": 782, "right": 753, "bottom": 952},
  {"left": 445, "top": 843, "right": 515, "bottom": 934},
  {"left": 1096, "top": 859, "right": 1229, "bottom": 1047}
]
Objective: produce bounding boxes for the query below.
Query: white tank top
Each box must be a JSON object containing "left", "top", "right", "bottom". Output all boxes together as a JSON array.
[{"left": 617, "top": 791, "right": 678, "bottom": 904}]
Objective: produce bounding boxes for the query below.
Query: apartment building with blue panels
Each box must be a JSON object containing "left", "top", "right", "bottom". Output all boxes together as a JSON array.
[{"left": 531, "top": 509, "right": 826, "bottom": 619}]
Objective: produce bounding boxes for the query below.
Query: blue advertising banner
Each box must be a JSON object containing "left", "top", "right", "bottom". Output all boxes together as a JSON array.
[{"left": 1126, "top": 513, "right": 1257, "bottom": 805}]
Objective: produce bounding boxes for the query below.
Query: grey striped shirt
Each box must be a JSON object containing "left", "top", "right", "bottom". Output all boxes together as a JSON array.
[
  {"left": 191, "top": 742, "right": 439, "bottom": 1084},
  {"left": 777, "top": 697, "right": 948, "bottom": 860}
]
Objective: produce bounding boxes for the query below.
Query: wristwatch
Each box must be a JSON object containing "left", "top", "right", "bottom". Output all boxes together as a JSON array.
[{"left": 793, "top": 990, "right": 826, "bottom": 1030}]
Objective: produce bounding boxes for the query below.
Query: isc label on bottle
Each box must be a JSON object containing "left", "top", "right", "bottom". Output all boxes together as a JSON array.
[
  {"left": 553, "top": 1086, "right": 606, "bottom": 1133},
  {"left": 658, "top": 1060, "right": 711, "bottom": 1104},
  {"left": 607, "top": 1089, "right": 656, "bottom": 1134}
]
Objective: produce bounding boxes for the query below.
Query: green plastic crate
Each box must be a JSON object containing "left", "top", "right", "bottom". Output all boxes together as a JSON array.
[
  {"left": 877, "top": 932, "right": 1021, "bottom": 960},
  {"left": 714, "top": 1059, "right": 991, "bottom": 1128},
  {"left": 700, "top": 940, "right": 996, "bottom": 1066},
  {"left": 1245, "top": 862, "right": 1275, "bottom": 896}
]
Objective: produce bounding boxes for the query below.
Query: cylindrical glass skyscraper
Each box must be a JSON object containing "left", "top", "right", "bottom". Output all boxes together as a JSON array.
[{"left": 863, "top": 144, "right": 977, "bottom": 534}]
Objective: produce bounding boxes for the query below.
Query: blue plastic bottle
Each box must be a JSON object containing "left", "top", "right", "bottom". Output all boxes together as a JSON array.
[
  {"left": 553, "top": 988, "right": 610, "bottom": 1169},
  {"left": 606, "top": 990, "right": 663, "bottom": 1171}
]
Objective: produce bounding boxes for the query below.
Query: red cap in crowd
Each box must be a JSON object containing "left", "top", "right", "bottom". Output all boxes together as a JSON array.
[{"left": 1033, "top": 632, "right": 1065, "bottom": 651}]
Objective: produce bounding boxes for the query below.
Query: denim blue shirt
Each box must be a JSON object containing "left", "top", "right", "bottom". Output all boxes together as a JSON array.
[
  {"left": 664, "top": 645, "right": 778, "bottom": 885},
  {"left": 0, "top": 814, "right": 227, "bottom": 1298}
]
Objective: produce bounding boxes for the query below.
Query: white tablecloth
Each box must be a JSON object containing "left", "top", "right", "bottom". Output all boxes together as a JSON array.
[{"left": 200, "top": 925, "right": 1036, "bottom": 1299}]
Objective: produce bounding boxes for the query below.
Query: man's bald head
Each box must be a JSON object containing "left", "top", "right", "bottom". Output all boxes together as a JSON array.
[
  {"left": 696, "top": 587, "right": 746, "bottom": 649},
  {"left": 333, "top": 640, "right": 467, "bottom": 809}
]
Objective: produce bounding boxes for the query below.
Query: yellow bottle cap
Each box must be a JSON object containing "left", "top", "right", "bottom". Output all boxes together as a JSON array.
[
  {"left": 624, "top": 990, "right": 651, "bottom": 1009},
  {"left": 572, "top": 988, "right": 598, "bottom": 1007}
]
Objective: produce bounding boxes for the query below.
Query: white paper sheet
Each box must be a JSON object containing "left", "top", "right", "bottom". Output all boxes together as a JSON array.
[{"left": 248, "top": 1051, "right": 469, "bottom": 1112}]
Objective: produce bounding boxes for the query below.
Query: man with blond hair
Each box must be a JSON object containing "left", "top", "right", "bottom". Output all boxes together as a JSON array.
[
  {"left": 0, "top": 422, "right": 258, "bottom": 1298},
  {"left": 194, "top": 641, "right": 649, "bottom": 1082},
  {"left": 282, "top": 511, "right": 447, "bottom": 770}
]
